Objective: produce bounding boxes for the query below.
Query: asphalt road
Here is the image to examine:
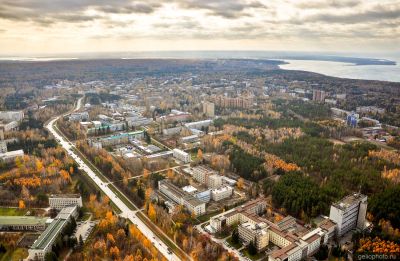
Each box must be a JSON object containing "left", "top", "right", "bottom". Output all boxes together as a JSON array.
[{"left": 46, "top": 97, "right": 182, "bottom": 261}]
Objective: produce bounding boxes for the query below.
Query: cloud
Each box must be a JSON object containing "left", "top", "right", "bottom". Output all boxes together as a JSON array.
[
  {"left": 0, "top": 0, "right": 398, "bottom": 53},
  {"left": 0, "top": 0, "right": 160, "bottom": 24},
  {"left": 96, "top": 3, "right": 160, "bottom": 14},
  {"left": 296, "top": 0, "right": 361, "bottom": 9},
  {"left": 173, "top": 0, "right": 267, "bottom": 19},
  {"left": 303, "top": 3, "right": 400, "bottom": 24}
]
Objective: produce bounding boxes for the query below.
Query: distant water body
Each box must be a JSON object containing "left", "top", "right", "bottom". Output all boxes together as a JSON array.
[
  {"left": 279, "top": 59, "right": 400, "bottom": 83},
  {"left": 1, "top": 51, "right": 399, "bottom": 82}
]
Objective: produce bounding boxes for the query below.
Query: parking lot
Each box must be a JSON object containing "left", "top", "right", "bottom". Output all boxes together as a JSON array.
[{"left": 75, "top": 220, "right": 97, "bottom": 242}]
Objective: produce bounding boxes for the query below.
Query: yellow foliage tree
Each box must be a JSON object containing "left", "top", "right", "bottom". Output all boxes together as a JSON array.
[
  {"left": 237, "top": 178, "right": 244, "bottom": 189},
  {"left": 197, "top": 149, "right": 203, "bottom": 161},
  {"left": 143, "top": 169, "right": 150, "bottom": 179},
  {"left": 167, "top": 169, "right": 174, "bottom": 179},
  {"left": 18, "top": 200, "right": 25, "bottom": 209},
  {"left": 148, "top": 203, "right": 157, "bottom": 222}
]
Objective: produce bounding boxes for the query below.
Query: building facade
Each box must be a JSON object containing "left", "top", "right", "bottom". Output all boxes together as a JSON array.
[
  {"left": 172, "top": 148, "right": 191, "bottom": 163},
  {"left": 202, "top": 102, "right": 215, "bottom": 117},
  {"left": 0, "top": 216, "right": 48, "bottom": 231},
  {"left": 49, "top": 194, "right": 83, "bottom": 210},
  {"left": 158, "top": 180, "right": 205, "bottom": 216},
  {"left": 211, "top": 186, "right": 233, "bottom": 201},
  {"left": 329, "top": 193, "right": 367, "bottom": 236},
  {"left": 28, "top": 206, "right": 78, "bottom": 261}
]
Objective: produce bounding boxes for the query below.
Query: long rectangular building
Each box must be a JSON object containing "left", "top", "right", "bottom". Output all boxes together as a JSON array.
[
  {"left": 49, "top": 194, "right": 83, "bottom": 210},
  {"left": 158, "top": 180, "right": 205, "bottom": 216},
  {"left": 0, "top": 216, "right": 48, "bottom": 231},
  {"left": 88, "top": 130, "right": 144, "bottom": 149},
  {"left": 28, "top": 206, "right": 78, "bottom": 261}
]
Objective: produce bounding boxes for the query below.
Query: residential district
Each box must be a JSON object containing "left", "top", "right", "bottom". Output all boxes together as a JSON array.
[{"left": 0, "top": 59, "right": 399, "bottom": 261}]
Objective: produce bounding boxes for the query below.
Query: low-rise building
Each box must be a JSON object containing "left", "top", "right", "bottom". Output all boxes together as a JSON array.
[
  {"left": 0, "top": 149, "right": 24, "bottom": 163},
  {"left": 126, "top": 115, "right": 153, "bottom": 127},
  {"left": 211, "top": 186, "right": 233, "bottom": 201},
  {"left": 69, "top": 111, "right": 89, "bottom": 122},
  {"left": 0, "top": 111, "right": 24, "bottom": 122},
  {"left": 172, "top": 148, "right": 190, "bottom": 163},
  {"left": 194, "top": 190, "right": 211, "bottom": 203},
  {"left": 0, "top": 216, "right": 48, "bottom": 231},
  {"left": 49, "top": 194, "right": 83, "bottom": 210},
  {"left": 88, "top": 131, "right": 144, "bottom": 149},
  {"left": 184, "top": 120, "right": 212, "bottom": 130},
  {"left": 158, "top": 180, "right": 205, "bottom": 216},
  {"left": 28, "top": 206, "right": 78, "bottom": 261}
]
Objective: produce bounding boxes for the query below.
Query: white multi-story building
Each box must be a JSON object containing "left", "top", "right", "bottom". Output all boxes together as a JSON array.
[
  {"left": 202, "top": 102, "right": 215, "bottom": 117},
  {"left": 68, "top": 111, "right": 89, "bottom": 122},
  {"left": 0, "top": 111, "right": 24, "bottom": 122},
  {"left": 184, "top": 120, "right": 213, "bottom": 130},
  {"left": 49, "top": 194, "right": 83, "bottom": 210},
  {"left": 0, "top": 141, "right": 7, "bottom": 153},
  {"left": 211, "top": 186, "right": 233, "bottom": 201},
  {"left": 190, "top": 166, "right": 222, "bottom": 189},
  {"left": 158, "top": 180, "right": 205, "bottom": 216},
  {"left": 88, "top": 131, "right": 144, "bottom": 148},
  {"left": 238, "top": 222, "right": 270, "bottom": 251},
  {"left": 329, "top": 193, "right": 368, "bottom": 236},
  {"left": 0, "top": 149, "right": 24, "bottom": 163},
  {"left": 208, "top": 198, "right": 337, "bottom": 261},
  {"left": 126, "top": 115, "right": 153, "bottom": 127},
  {"left": 172, "top": 148, "right": 191, "bottom": 163},
  {"left": 0, "top": 121, "right": 19, "bottom": 132},
  {"left": 208, "top": 174, "right": 223, "bottom": 189}
]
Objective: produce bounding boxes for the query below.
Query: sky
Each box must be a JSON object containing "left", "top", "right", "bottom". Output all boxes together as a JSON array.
[{"left": 0, "top": 0, "right": 399, "bottom": 55}]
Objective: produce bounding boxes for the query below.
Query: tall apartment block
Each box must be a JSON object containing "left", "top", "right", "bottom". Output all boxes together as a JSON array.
[{"left": 329, "top": 193, "right": 367, "bottom": 236}]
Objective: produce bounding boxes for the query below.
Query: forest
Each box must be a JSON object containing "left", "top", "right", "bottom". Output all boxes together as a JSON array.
[{"left": 226, "top": 143, "right": 267, "bottom": 182}]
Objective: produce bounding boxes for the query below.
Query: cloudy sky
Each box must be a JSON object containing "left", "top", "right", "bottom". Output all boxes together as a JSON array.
[{"left": 0, "top": 0, "right": 399, "bottom": 55}]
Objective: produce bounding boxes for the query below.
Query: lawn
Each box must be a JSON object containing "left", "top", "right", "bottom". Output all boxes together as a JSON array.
[
  {"left": 197, "top": 209, "right": 224, "bottom": 223},
  {"left": 241, "top": 248, "right": 265, "bottom": 261},
  {"left": 0, "top": 207, "right": 26, "bottom": 216},
  {"left": 226, "top": 236, "right": 242, "bottom": 249},
  {"left": 80, "top": 213, "right": 92, "bottom": 221}
]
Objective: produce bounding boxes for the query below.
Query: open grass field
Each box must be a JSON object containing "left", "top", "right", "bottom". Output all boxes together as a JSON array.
[{"left": 0, "top": 207, "right": 26, "bottom": 216}]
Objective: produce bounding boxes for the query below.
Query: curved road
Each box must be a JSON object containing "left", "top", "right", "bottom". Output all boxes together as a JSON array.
[{"left": 46, "top": 97, "right": 182, "bottom": 261}]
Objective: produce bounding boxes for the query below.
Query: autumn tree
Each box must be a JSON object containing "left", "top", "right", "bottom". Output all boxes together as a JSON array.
[
  {"left": 18, "top": 200, "right": 25, "bottom": 209},
  {"left": 237, "top": 178, "right": 244, "bottom": 190},
  {"left": 148, "top": 203, "right": 157, "bottom": 222},
  {"left": 197, "top": 149, "right": 203, "bottom": 161},
  {"left": 167, "top": 169, "right": 174, "bottom": 180}
]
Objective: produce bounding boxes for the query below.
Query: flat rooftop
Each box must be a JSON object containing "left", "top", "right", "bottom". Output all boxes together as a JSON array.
[
  {"left": 0, "top": 216, "right": 48, "bottom": 226},
  {"left": 31, "top": 218, "right": 67, "bottom": 250},
  {"left": 50, "top": 194, "right": 81, "bottom": 199},
  {"left": 332, "top": 193, "right": 367, "bottom": 210}
]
